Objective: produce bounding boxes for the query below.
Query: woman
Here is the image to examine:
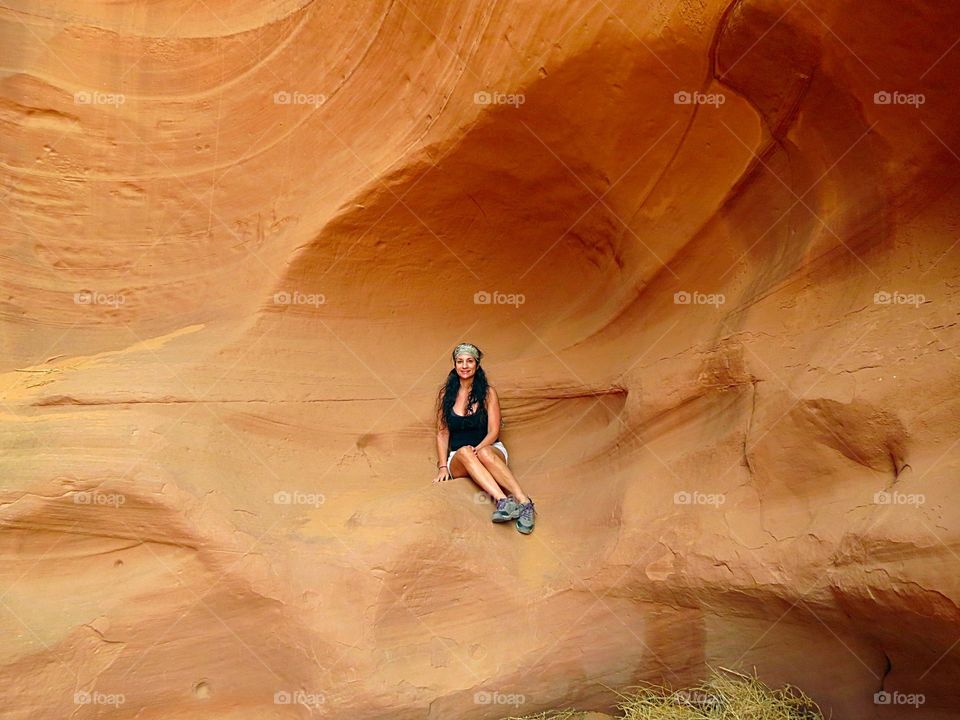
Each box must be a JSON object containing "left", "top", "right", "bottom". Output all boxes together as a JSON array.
[{"left": 433, "top": 342, "right": 535, "bottom": 534}]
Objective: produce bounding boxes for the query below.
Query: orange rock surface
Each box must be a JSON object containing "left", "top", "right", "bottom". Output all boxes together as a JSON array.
[{"left": 2, "top": 1, "right": 959, "bottom": 718}]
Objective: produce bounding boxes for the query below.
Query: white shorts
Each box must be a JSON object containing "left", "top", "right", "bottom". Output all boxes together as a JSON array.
[{"left": 448, "top": 440, "right": 508, "bottom": 467}]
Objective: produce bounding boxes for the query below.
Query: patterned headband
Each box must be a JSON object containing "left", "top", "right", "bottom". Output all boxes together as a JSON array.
[{"left": 452, "top": 343, "right": 482, "bottom": 363}]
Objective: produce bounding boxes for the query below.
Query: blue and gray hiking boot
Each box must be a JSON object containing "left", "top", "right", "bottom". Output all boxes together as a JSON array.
[
  {"left": 515, "top": 499, "right": 535, "bottom": 534},
  {"left": 491, "top": 496, "right": 521, "bottom": 523}
]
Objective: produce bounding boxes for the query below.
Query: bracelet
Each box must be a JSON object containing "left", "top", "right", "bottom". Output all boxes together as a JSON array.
[{"left": 437, "top": 462, "right": 447, "bottom": 469}]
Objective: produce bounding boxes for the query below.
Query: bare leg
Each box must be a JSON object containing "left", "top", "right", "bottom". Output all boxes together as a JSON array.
[
  {"left": 477, "top": 447, "right": 529, "bottom": 504},
  {"left": 449, "top": 447, "right": 507, "bottom": 501}
]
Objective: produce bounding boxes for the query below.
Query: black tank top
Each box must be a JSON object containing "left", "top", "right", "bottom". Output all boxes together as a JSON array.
[{"left": 447, "top": 404, "right": 497, "bottom": 452}]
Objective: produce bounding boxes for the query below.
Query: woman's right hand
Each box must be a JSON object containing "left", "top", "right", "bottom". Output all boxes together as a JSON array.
[{"left": 434, "top": 466, "right": 451, "bottom": 482}]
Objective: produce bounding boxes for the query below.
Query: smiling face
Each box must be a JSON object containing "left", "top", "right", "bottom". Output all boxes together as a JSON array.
[{"left": 454, "top": 353, "right": 477, "bottom": 380}]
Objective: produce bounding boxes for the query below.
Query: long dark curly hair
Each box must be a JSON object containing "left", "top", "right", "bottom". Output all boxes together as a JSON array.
[{"left": 436, "top": 351, "right": 489, "bottom": 429}]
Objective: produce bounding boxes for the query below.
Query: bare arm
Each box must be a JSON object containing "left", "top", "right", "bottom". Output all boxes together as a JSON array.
[
  {"left": 436, "top": 425, "right": 450, "bottom": 467},
  {"left": 434, "top": 419, "right": 451, "bottom": 482},
  {"left": 474, "top": 386, "right": 501, "bottom": 451}
]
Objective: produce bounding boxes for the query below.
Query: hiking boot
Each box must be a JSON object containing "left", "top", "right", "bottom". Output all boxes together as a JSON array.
[
  {"left": 491, "top": 496, "right": 520, "bottom": 523},
  {"left": 516, "top": 499, "right": 535, "bottom": 534}
]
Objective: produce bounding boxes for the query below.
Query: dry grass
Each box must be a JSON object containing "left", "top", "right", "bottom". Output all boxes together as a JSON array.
[
  {"left": 504, "top": 712, "right": 585, "bottom": 720},
  {"left": 505, "top": 668, "right": 823, "bottom": 720}
]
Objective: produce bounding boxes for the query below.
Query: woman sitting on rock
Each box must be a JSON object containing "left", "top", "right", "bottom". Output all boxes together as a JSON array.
[{"left": 433, "top": 342, "right": 535, "bottom": 534}]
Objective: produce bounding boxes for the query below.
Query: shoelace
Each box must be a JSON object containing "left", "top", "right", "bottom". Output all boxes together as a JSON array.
[{"left": 519, "top": 501, "right": 535, "bottom": 520}]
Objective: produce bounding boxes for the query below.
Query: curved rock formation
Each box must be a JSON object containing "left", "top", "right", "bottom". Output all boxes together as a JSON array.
[{"left": 2, "top": 0, "right": 959, "bottom": 718}]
